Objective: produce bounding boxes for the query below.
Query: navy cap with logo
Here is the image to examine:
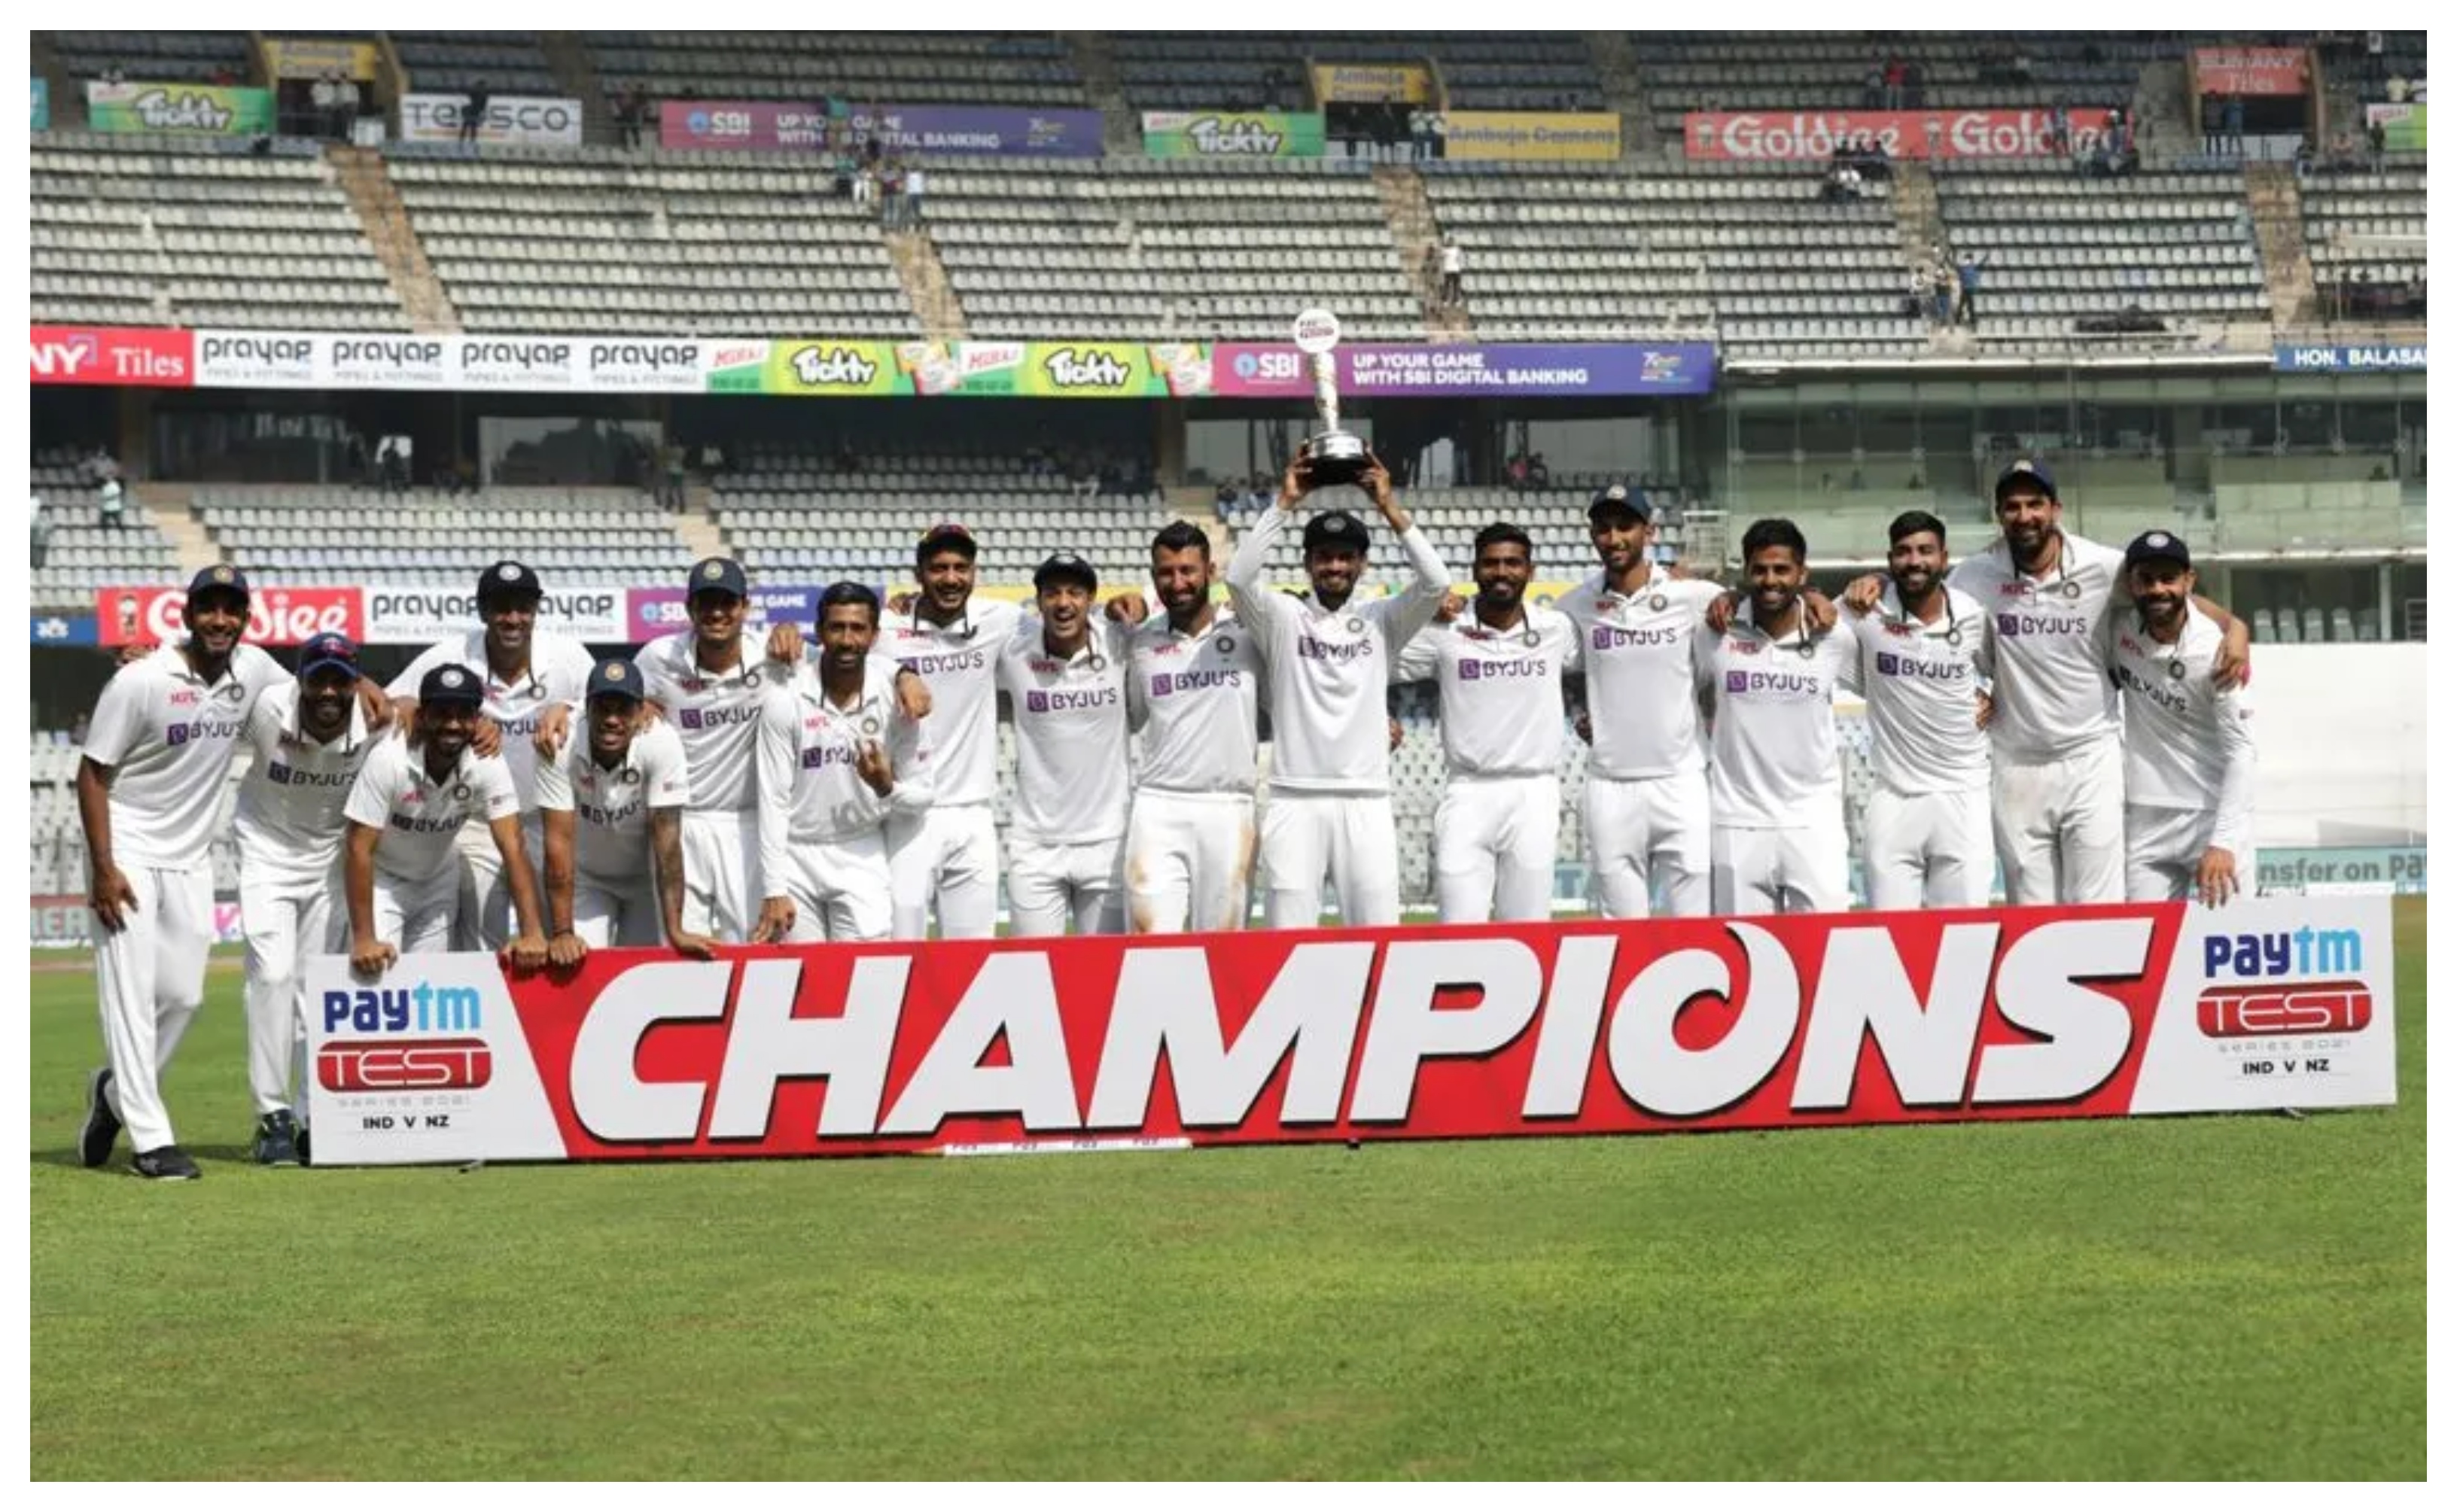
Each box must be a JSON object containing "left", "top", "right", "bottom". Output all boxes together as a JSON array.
[
  {"left": 476, "top": 559, "right": 543, "bottom": 605},
  {"left": 2123, "top": 529, "right": 2193, "bottom": 572},
  {"left": 1587, "top": 482, "right": 1651, "bottom": 523},
  {"left": 1033, "top": 552, "right": 1098, "bottom": 593},
  {"left": 1994, "top": 459, "right": 2060, "bottom": 502},
  {"left": 918, "top": 522, "right": 978, "bottom": 561},
  {"left": 185, "top": 564, "right": 250, "bottom": 600},
  {"left": 419, "top": 663, "right": 485, "bottom": 709},
  {"left": 587, "top": 656, "right": 646, "bottom": 702},
  {"left": 686, "top": 557, "right": 748, "bottom": 601},
  {"left": 297, "top": 631, "right": 360, "bottom": 682},
  {"left": 1302, "top": 510, "right": 1372, "bottom": 553}
]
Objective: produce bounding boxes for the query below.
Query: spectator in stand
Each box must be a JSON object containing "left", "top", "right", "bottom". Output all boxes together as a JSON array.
[
  {"left": 1956, "top": 251, "right": 1987, "bottom": 328},
  {"left": 2385, "top": 73, "right": 2409, "bottom": 104},
  {"left": 1903, "top": 59, "right": 1925, "bottom": 108},
  {"left": 1906, "top": 263, "right": 1932, "bottom": 320},
  {"left": 211, "top": 64, "right": 237, "bottom": 87},
  {"left": 338, "top": 71, "right": 361, "bottom": 140},
  {"left": 880, "top": 158, "right": 906, "bottom": 228},
  {"left": 460, "top": 83, "right": 490, "bottom": 147},
  {"left": 617, "top": 84, "right": 644, "bottom": 151},
  {"left": 1864, "top": 59, "right": 1885, "bottom": 109},
  {"left": 32, "top": 494, "right": 52, "bottom": 568},
  {"left": 1439, "top": 238, "right": 1465, "bottom": 305},
  {"left": 1213, "top": 479, "right": 1238, "bottom": 519},
  {"left": 2223, "top": 96, "right": 2245, "bottom": 157},
  {"left": 1883, "top": 56, "right": 1906, "bottom": 111},
  {"left": 310, "top": 71, "right": 337, "bottom": 138},
  {"left": 97, "top": 474, "right": 126, "bottom": 531},
  {"left": 1931, "top": 263, "right": 1955, "bottom": 325},
  {"left": 903, "top": 161, "right": 927, "bottom": 225},
  {"left": 2011, "top": 48, "right": 2034, "bottom": 87},
  {"left": 659, "top": 441, "right": 687, "bottom": 511},
  {"left": 2367, "top": 119, "right": 2387, "bottom": 171},
  {"left": 2203, "top": 97, "right": 2225, "bottom": 156},
  {"left": 1821, "top": 161, "right": 1864, "bottom": 202},
  {"left": 378, "top": 437, "right": 410, "bottom": 496},
  {"left": 2050, "top": 100, "right": 2072, "bottom": 156}
]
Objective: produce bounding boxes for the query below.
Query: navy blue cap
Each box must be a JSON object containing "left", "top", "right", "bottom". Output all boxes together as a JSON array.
[
  {"left": 1994, "top": 459, "right": 2058, "bottom": 501},
  {"left": 1587, "top": 482, "right": 1651, "bottom": 522},
  {"left": 1302, "top": 510, "right": 1371, "bottom": 552},
  {"left": 1033, "top": 552, "right": 1098, "bottom": 592},
  {"left": 918, "top": 521, "right": 978, "bottom": 560},
  {"left": 586, "top": 656, "right": 646, "bottom": 702},
  {"left": 2123, "top": 529, "right": 2192, "bottom": 571},
  {"left": 476, "top": 559, "right": 543, "bottom": 604},
  {"left": 419, "top": 663, "right": 485, "bottom": 709},
  {"left": 297, "top": 632, "right": 360, "bottom": 681},
  {"left": 686, "top": 556, "right": 748, "bottom": 600},
  {"left": 186, "top": 564, "right": 250, "bottom": 599}
]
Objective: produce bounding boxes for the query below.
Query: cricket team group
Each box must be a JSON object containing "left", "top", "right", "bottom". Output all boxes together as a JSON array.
[{"left": 70, "top": 452, "right": 2255, "bottom": 1178}]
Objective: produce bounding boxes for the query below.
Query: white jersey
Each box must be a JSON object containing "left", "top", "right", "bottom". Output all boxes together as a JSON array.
[
  {"left": 1125, "top": 610, "right": 1263, "bottom": 796},
  {"left": 1223, "top": 508, "right": 1449, "bottom": 793},
  {"left": 2109, "top": 606, "right": 2256, "bottom": 852},
  {"left": 1554, "top": 569, "right": 1724, "bottom": 780},
  {"left": 1700, "top": 605, "right": 1857, "bottom": 829},
  {"left": 232, "top": 680, "right": 376, "bottom": 874},
  {"left": 1949, "top": 532, "right": 2124, "bottom": 763},
  {"left": 634, "top": 632, "right": 793, "bottom": 813},
  {"left": 534, "top": 720, "right": 693, "bottom": 886},
  {"left": 343, "top": 736, "right": 522, "bottom": 884},
  {"left": 755, "top": 661, "right": 932, "bottom": 878},
  {"left": 1393, "top": 605, "right": 1578, "bottom": 777},
  {"left": 388, "top": 629, "right": 595, "bottom": 808},
  {"left": 83, "top": 643, "right": 292, "bottom": 870},
  {"left": 880, "top": 596, "right": 1020, "bottom": 808},
  {"left": 1839, "top": 585, "right": 1994, "bottom": 797},
  {"left": 997, "top": 619, "right": 1133, "bottom": 844}
]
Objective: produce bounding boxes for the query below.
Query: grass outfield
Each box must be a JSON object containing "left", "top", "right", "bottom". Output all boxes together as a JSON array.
[{"left": 29, "top": 899, "right": 2427, "bottom": 1480}]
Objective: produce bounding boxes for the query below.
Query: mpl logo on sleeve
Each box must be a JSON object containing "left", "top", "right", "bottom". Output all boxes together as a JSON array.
[{"left": 194, "top": 330, "right": 321, "bottom": 388}]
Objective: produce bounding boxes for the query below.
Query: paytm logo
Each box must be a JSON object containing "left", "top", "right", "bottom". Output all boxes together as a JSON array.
[
  {"left": 321, "top": 981, "right": 485, "bottom": 1034},
  {"left": 2203, "top": 926, "right": 2363, "bottom": 979}
]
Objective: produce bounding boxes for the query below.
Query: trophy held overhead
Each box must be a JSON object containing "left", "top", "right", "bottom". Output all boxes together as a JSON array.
[{"left": 1294, "top": 306, "right": 1371, "bottom": 488}]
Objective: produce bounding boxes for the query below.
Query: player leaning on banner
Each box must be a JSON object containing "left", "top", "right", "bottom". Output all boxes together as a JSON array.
[
  {"left": 1226, "top": 450, "right": 1449, "bottom": 929},
  {"left": 1392, "top": 522, "right": 1579, "bottom": 923},
  {"left": 534, "top": 657, "right": 702, "bottom": 961},
  {"left": 2105, "top": 531, "right": 2257, "bottom": 906},
  {"left": 1843, "top": 461, "right": 2249, "bottom": 905},
  {"left": 996, "top": 552, "right": 1135, "bottom": 935}
]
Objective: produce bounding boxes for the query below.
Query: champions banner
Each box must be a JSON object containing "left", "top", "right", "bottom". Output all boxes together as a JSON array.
[{"left": 300, "top": 897, "right": 2397, "bottom": 1167}]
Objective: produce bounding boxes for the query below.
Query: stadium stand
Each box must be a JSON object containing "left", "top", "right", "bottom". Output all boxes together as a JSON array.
[
  {"left": 1110, "top": 32, "right": 1604, "bottom": 112},
  {"left": 49, "top": 29, "right": 253, "bottom": 86},
  {"left": 2300, "top": 166, "right": 2427, "bottom": 321},
  {"left": 30, "top": 456, "right": 186, "bottom": 612},
  {"left": 193, "top": 486, "right": 700, "bottom": 589},
  {"left": 391, "top": 31, "right": 559, "bottom": 96},
  {"left": 584, "top": 31, "right": 1088, "bottom": 111}
]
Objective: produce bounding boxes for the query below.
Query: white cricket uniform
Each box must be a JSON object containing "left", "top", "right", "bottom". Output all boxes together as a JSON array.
[
  {"left": 1700, "top": 606, "right": 1857, "bottom": 916},
  {"left": 343, "top": 738, "right": 523, "bottom": 954},
  {"left": 1225, "top": 507, "right": 1448, "bottom": 929},
  {"left": 1840, "top": 586, "right": 1996, "bottom": 909},
  {"left": 388, "top": 631, "right": 594, "bottom": 948},
  {"left": 754, "top": 661, "right": 930, "bottom": 942},
  {"left": 1950, "top": 534, "right": 2127, "bottom": 905},
  {"left": 1556, "top": 570, "right": 1723, "bottom": 918},
  {"left": 2109, "top": 606, "right": 2258, "bottom": 902},
  {"left": 879, "top": 597, "right": 1019, "bottom": 939},
  {"left": 83, "top": 643, "right": 292, "bottom": 1154},
  {"left": 997, "top": 620, "right": 1133, "bottom": 936},
  {"left": 1124, "top": 610, "right": 1264, "bottom": 933},
  {"left": 233, "top": 683, "right": 374, "bottom": 1118},
  {"left": 635, "top": 632, "right": 794, "bottom": 942},
  {"left": 1393, "top": 605, "right": 1577, "bottom": 923},
  {"left": 534, "top": 721, "right": 693, "bottom": 947}
]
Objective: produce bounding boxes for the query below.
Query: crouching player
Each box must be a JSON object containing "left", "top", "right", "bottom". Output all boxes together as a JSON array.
[{"left": 535, "top": 656, "right": 708, "bottom": 960}]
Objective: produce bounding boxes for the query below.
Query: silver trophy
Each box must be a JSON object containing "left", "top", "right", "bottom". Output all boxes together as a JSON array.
[{"left": 1293, "top": 307, "right": 1369, "bottom": 486}]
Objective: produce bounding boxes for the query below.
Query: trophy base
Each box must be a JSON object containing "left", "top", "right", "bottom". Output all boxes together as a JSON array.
[{"left": 1301, "top": 430, "right": 1370, "bottom": 486}]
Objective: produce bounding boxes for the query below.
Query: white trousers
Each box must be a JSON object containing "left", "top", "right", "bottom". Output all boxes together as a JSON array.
[
  {"left": 2126, "top": 803, "right": 2253, "bottom": 903},
  {"left": 680, "top": 808, "right": 761, "bottom": 942},
  {"left": 1435, "top": 773, "right": 1560, "bottom": 923},
  {"left": 1009, "top": 835, "right": 1125, "bottom": 937},
  {"left": 373, "top": 867, "right": 463, "bottom": 956},
  {"left": 887, "top": 803, "right": 999, "bottom": 940},
  {"left": 93, "top": 865, "right": 217, "bottom": 1154},
  {"left": 1259, "top": 790, "right": 1401, "bottom": 929},
  {"left": 1712, "top": 812, "right": 1850, "bottom": 917},
  {"left": 1863, "top": 784, "right": 1995, "bottom": 910},
  {"left": 1993, "top": 738, "right": 2125, "bottom": 905},
  {"left": 1125, "top": 789, "right": 1256, "bottom": 933},
  {"left": 574, "top": 874, "right": 665, "bottom": 948},
  {"left": 452, "top": 815, "right": 540, "bottom": 951},
  {"left": 1583, "top": 768, "right": 1712, "bottom": 919},
  {"left": 772, "top": 830, "right": 894, "bottom": 942},
  {"left": 239, "top": 860, "right": 338, "bottom": 1117}
]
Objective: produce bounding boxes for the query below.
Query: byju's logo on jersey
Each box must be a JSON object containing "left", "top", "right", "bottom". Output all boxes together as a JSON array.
[
  {"left": 1725, "top": 669, "right": 1819, "bottom": 697},
  {"left": 266, "top": 762, "right": 356, "bottom": 787},
  {"left": 1995, "top": 611, "right": 2091, "bottom": 638},
  {"left": 1025, "top": 687, "right": 1122, "bottom": 713},
  {"left": 1590, "top": 624, "right": 1680, "bottom": 652},
  {"left": 1459, "top": 658, "right": 1546, "bottom": 681},
  {"left": 1150, "top": 669, "right": 1244, "bottom": 697},
  {"left": 1874, "top": 651, "right": 1968, "bottom": 682},
  {"left": 677, "top": 706, "right": 757, "bottom": 731}
]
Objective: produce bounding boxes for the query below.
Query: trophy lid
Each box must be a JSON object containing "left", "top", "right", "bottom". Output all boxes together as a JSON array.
[{"left": 1292, "top": 309, "right": 1342, "bottom": 355}]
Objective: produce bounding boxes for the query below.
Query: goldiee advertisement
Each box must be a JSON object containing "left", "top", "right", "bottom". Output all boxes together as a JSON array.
[
  {"left": 1685, "top": 108, "right": 2117, "bottom": 161},
  {"left": 1143, "top": 111, "right": 1327, "bottom": 158},
  {"left": 87, "top": 81, "right": 274, "bottom": 135}
]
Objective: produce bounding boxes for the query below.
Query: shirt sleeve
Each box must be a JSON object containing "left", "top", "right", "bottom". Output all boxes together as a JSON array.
[
  {"left": 2210, "top": 682, "right": 2258, "bottom": 855},
  {"left": 884, "top": 706, "right": 933, "bottom": 818},
  {"left": 238, "top": 683, "right": 285, "bottom": 766},
  {"left": 236, "top": 643, "right": 294, "bottom": 701},
  {"left": 1223, "top": 507, "right": 1296, "bottom": 659},
  {"left": 532, "top": 746, "right": 576, "bottom": 813},
  {"left": 387, "top": 638, "right": 454, "bottom": 699},
  {"left": 754, "top": 689, "right": 799, "bottom": 890},
  {"left": 549, "top": 635, "right": 598, "bottom": 696},
  {"left": 1378, "top": 522, "right": 1453, "bottom": 651},
  {"left": 478, "top": 757, "right": 521, "bottom": 821},
  {"left": 343, "top": 746, "right": 395, "bottom": 830},
  {"left": 645, "top": 725, "right": 691, "bottom": 809},
  {"left": 1819, "top": 621, "right": 1859, "bottom": 693},
  {"left": 1390, "top": 622, "right": 1441, "bottom": 683},
  {"left": 1834, "top": 613, "right": 1866, "bottom": 698},
  {"left": 81, "top": 665, "right": 148, "bottom": 769}
]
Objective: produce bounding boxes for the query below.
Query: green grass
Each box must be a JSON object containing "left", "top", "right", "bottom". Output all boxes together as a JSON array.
[{"left": 30, "top": 899, "right": 2428, "bottom": 1479}]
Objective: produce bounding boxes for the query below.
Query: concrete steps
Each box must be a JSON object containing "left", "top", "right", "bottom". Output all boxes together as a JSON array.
[{"left": 327, "top": 144, "right": 459, "bottom": 332}]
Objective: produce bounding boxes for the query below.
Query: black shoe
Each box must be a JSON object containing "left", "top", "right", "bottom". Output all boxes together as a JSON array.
[
  {"left": 253, "top": 1110, "right": 300, "bottom": 1166},
  {"left": 132, "top": 1145, "right": 201, "bottom": 1182},
  {"left": 80, "top": 1068, "right": 121, "bottom": 1169},
  {"left": 297, "top": 1124, "right": 312, "bottom": 1167}
]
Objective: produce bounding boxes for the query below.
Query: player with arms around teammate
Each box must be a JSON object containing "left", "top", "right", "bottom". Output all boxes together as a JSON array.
[
  {"left": 1226, "top": 451, "right": 1448, "bottom": 929},
  {"left": 343, "top": 665, "right": 549, "bottom": 975},
  {"left": 1840, "top": 512, "right": 1996, "bottom": 909},
  {"left": 231, "top": 631, "right": 378, "bottom": 1165},
  {"left": 535, "top": 657, "right": 706, "bottom": 961},
  {"left": 2107, "top": 531, "right": 2256, "bottom": 905},
  {"left": 754, "top": 584, "right": 932, "bottom": 944},
  {"left": 1554, "top": 486, "right": 1727, "bottom": 918},
  {"left": 78, "top": 567, "right": 297, "bottom": 1180},
  {"left": 1700, "top": 520, "right": 1859, "bottom": 916},
  {"left": 1393, "top": 522, "right": 1578, "bottom": 923},
  {"left": 997, "top": 553, "right": 1134, "bottom": 935}
]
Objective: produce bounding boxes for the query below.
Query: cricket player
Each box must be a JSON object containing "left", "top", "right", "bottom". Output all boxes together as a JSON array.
[
  {"left": 1840, "top": 512, "right": 1996, "bottom": 909},
  {"left": 753, "top": 583, "right": 932, "bottom": 944},
  {"left": 536, "top": 656, "right": 704, "bottom": 959},
  {"left": 1121, "top": 522, "right": 1265, "bottom": 933},
  {"left": 343, "top": 664, "right": 548, "bottom": 974},
  {"left": 881, "top": 523, "right": 1019, "bottom": 940},
  {"left": 997, "top": 552, "right": 1133, "bottom": 936},
  {"left": 78, "top": 566, "right": 294, "bottom": 1181},
  {"left": 231, "top": 631, "right": 376, "bottom": 1166},
  {"left": 2107, "top": 531, "right": 2256, "bottom": 905},
  {"left": 1225, "top": 452, "right": 1448, "bottom": 929},
  {"left": 1699, "top": 519, "right": 1858, "bottom": 915},
  {"left": 1393, "top": 522, "right": 1577, "bottom": 923},
  {"left": 388, "top": 561, "right": 593, "bottom": 949},
  {"left": 1554, "top": 485, "right": 1725, "bottom": 917}
]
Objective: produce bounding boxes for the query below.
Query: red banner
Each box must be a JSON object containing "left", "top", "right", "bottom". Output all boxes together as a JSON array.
[
  {"left": 2194, "top": 47, "right": 2309, "bottom": 97},
  {"left": 96, "top": 585, "right": 364, "bottom": 647},
  {"left": 301, "top": 897, "right": 2398, "bottom": 1165},
  {"left": 1683, "top": 108, "right": 2115, "bottom": 161},
  {"left": 29, "top": 324, "right": 193, "bottom": 386}
]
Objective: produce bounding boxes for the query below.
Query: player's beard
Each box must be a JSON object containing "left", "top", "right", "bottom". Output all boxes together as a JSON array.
[
  {"left": 2139, "top": 593, "right": 2188, "bottom": 633},
  {"left": 1890, "top": 564, "right": 1938, "bottom": 607},
  {"left": 300, "top": 686, "right": 352, "bottom": 741},
  {"left": 1749, "top": 584, "right": 1798, "bottom": 628}
]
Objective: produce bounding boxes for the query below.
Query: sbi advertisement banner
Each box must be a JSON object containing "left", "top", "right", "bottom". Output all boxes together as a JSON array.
[
  {"left": 1211, "top": 341, "right": 1717, "bottom": 398},
  {"left": 661, "top": 100, "right": 1101, "bottom": 157}
]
